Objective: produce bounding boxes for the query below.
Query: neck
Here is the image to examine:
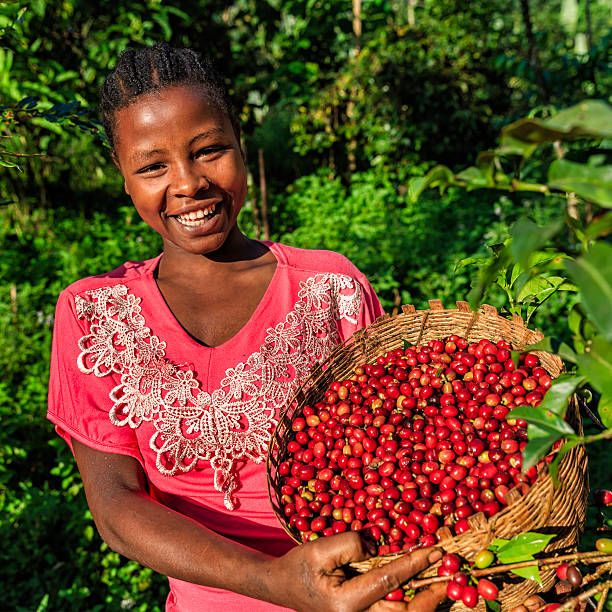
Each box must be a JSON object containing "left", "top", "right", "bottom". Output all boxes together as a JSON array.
[{"left": 158, "top": 226, "right": 268, "bottom": 280}]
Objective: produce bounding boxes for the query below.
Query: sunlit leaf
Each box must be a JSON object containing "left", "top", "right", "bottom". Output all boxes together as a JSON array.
[
  {"left": 495, "top": 532, "right": 556, "bottom": 564},
  {"left": 455, "top": 166, "right": 489, "bottom": 188},
  {"left": 511, "top": 565, "right": 542, "bottom": 583},
  {"left": 537, "top": 374, "right": 587, "bottom": 416},
  {"left": 502, "top": 100, "right": 612, "bottom": 143},
  {"left": 549, "top": 160, "right": 612, "bottom": 208},
  {"left": 468, "top": 246, "right": 512, "bottom": 310},
  {"left": 510, "top": 217, "right": 564, "bottom": 270},
  {"left": 565, "top": 242, "right": 612, "bottom": 341},
  {"left": 597, "top": 395, "right": 612, "bottom": 429},
  {"left": 549, "top": 438, "right": 582, "bottom": 485},
  {"left": 576, "top": 337, "right": 612, "bottom": 398},
  {"left": 407, "top": 166, "right": 453, "bottom": 202},
  {"left": 584, "top": 211, "right": 612, "bottom": 242},
  {"left": 509, "top": 405, "right": 576, "bottom": 434}
]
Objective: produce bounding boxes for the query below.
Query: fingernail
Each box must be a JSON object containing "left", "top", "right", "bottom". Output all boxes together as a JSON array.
[{"left": 428, "top": 549, "right": 442, "bottom": 563}]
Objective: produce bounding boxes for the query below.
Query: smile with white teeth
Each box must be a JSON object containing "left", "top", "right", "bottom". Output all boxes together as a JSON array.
[{"left": 175, "top": 203, "right": 218, "bottom": 226}]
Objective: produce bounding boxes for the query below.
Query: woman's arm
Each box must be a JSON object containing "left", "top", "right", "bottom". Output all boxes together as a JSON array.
[{"left": 73, "top": 439, "right": 446, "bottom": 611}]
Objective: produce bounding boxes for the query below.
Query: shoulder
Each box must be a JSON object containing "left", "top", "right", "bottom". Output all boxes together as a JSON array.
[
  {"left": 60, "top": 256, "right": 160, "bottom": 300},
  {"left": 269, "top": 242, "right": 366, "bottom": 281}
]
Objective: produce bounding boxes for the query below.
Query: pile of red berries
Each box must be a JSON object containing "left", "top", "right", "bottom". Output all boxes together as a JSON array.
[
  {"left": 275, "top": 335, "right": 555, "bottom": 556},
  {"left": 440, "top": 553, "right": 498, "bottom": 606}
]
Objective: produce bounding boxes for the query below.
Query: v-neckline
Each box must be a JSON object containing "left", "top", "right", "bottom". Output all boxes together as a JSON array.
[{"left": 146, "top": 241, "right": 284, "bottom": 351}]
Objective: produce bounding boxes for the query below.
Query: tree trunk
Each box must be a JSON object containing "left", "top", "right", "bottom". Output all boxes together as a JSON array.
[
  {"left": 585, "top": 0, "right": 593, "bottom": 52},
  {"left": 518, "top": 0, "right": 549, "bottom": 103},
  {"left": 247, "top": 167, "right": 261, "bottom": 240},
  {"left": 346, "top": 0, "right": 362, "bottom": 175},
  {"left": 257, "top": 148, "right": 270, "bottom": 241},
  {"left": 407, "top": 0, "right": 417, "bottom": 26}
]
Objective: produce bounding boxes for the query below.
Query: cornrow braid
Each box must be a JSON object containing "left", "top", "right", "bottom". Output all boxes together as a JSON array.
[{"left": 100, "top": 42, "right": 239, "bottom": 152}]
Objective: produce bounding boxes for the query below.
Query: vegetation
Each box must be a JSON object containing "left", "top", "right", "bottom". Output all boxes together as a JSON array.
[{"left": 0, "top": 0, "right": 610, "bottom": 609}]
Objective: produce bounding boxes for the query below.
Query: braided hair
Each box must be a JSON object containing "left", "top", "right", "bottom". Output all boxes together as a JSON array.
[{"left": 100, "top": 42, "right": 239, "bottom": 152}]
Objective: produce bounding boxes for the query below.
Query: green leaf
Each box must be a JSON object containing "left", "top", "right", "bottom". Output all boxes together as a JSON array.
[
  {"left": 407, "top": 165, "right": 453, "bottom": 202},
  {"left": 518, "top": 422, "right": 564, "bottom": 471},
  {"left": 584, "top": 211, "right": 612, "bottom": 242},
  {"left": 510, "top": 217, "right": 564, "bottom": 270},
  {"left": 502, "top": 100, "right": 612, "bottom": 143},
  {"left": 549, "top": 160, "right": 612, "bottom": 208},
  {"left": 522, "top": 337, "right": 577, "bottom": 364},
  {"left": 565, "top": 242, "right": 612, "bottom": 341},
  {"left": 576, "top": 337, "right": 612, "bottom": 398},
  {"left": 510, "top": 565, "right": 542, "bottom": 583},
  {"left": 468, "top": 246, "right": 512, "bottom": 310},
  {"left": 537, "top": 374, "right": 587, "bottom": 416},
  {"left": 488, "top": 539, "right": 509, "bottom": 553},
  {"left": 495, "top": 532, "right": 556, "bottom": 564},
  {"left": 485, "top": 600, "right": 502, "bottom": 612},
  {"left": 597, "top": 396, "right": 612, "bottom": 429},
  {"left": 508, "top": 405, "right": 576, "bottom": 435},
  {"left": 548, "top": 438, "right": 582, "bottom": 485},
  {"left": 455, "top": 166, "right": 489, "bottom": 188},
  {"left": 454, "top": 255, "right": 490, "bottom": 273}
]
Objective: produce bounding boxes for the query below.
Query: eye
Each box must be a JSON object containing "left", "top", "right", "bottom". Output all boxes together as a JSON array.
[
  {"left": 194, "top": 145, "right": 230, "bottom": 160},
  {"left": 136, "top": 163, "right": 166, "bottom": 175}
]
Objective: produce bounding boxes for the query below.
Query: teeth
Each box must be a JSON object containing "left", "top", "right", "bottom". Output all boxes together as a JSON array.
[{"left": 176, "top": 204, "right": 217, "bottom": 225}]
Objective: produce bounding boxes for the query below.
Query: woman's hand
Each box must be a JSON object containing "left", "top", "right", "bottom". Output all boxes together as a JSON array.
[{"left": 267, "top": 532, "right": 447, "bottom": 612}]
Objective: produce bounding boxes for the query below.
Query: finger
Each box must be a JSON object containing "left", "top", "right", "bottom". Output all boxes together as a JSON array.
[
  {"left": 405, "top": 582, "right": 447, "bottom": 612},
  {"left": 306, "top": 531, "right": 375, "bottom": 572},
  {"left": 340, "top": 547, "right": 443, "bottom": 608},
  {"left": 368, "top": 600, "right": 410, "bottom": 612}
]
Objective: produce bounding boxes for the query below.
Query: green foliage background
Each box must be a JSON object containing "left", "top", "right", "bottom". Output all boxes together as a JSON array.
[{"left": 0, "top": 0, "right": 610, "bottom": 609}]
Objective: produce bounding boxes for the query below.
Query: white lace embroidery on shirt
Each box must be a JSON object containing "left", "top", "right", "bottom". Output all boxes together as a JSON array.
[{"left": 75, "top": 273, "right": 362, "bottom": 510}]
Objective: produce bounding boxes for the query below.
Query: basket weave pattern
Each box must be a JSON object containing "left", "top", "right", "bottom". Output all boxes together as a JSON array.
[{"left": 267, "top": 301, "right": 588, "bottom": 611}]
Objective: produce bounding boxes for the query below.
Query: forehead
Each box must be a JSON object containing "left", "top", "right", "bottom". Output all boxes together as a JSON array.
[{"left": 113, "top": 85, "right": 233, "bottom": 155}]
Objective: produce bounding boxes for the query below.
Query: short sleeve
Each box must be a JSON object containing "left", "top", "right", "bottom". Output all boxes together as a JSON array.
[
  {"left": 336, "top": 272, "right": 385, "bottom": 343},
  {"left": 47, "top": 289, "right": 143, "bottom": 461}
]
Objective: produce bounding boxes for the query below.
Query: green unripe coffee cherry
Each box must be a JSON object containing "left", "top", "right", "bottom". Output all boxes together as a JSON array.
[
  {"left": 473, "top": 549, "right": 495, "bottom": 569},
  {"left": 595, "top": 538, "right": 612, "bottom": 553}
]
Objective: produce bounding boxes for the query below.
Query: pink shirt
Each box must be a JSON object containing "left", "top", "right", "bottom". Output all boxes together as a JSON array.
[{"left": 47, "top": 241, "right": 384, "bottom": 611}]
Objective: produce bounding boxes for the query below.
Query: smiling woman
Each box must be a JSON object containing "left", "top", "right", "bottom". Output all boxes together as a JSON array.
[{"left": 46, "top": 42, "right": 448, "bottom": 612}]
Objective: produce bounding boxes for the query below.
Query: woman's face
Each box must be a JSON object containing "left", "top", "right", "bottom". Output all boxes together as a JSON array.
[{"left": 113, "top": 84, "right": 247, "bottom": 257}]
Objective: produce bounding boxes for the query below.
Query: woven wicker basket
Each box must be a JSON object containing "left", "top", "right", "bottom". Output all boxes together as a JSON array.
[{"left": 267, "top": 300, "right": 589, "bottom": 611}]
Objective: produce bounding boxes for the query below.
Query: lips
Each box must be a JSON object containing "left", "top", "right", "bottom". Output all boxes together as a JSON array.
[{"left": 172, "top": 202, "right": 220, "bottom": 227}]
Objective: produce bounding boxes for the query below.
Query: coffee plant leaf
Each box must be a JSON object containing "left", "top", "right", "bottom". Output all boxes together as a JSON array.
[
  {"left": 576, "top": 337, "right": 612, "bottom": 399},
  {"left": 510, "top": 217, "right": 564, "bottom": 270},
  {"left": 509, "top": 405, "right": 575, "bottom": 436},
  {"left": 468, "top": 246, "right": 512, "bottom": 310},
  {"left": 510, "top": 565, "right": 541, "bottom": 583},
  {"left": 502, "top": 100, "right": 612, "bottom": 143},
  {"left": 597, "top": 395, "right": 612, "bottom": 429},
  {"left": 455, "top": 165, "right": 490, "bottom": 188},
  {"left": 495, "top": 532, "right": 556, "bottom": 564},
  {"left": 497, "top": 135, "right": 538, "bottom": 159},
  {"left": 519, "top": 422, "right": 565, "bottom": 471},
  {"left": 407, "top": 165, "right": 453, "bottom": 202},
  {"left": 521, "top": 337, "right": 577, "bottom": 364},
  {"left": 565, "top": 242, "right": 612, "bottom": 341},
  {"left": 538, "top": 374, "right": 587, "bottom": 417},
  {"left": 485, "top": 600, "right": 502, "bottom": 612},
  {"left": 584, "top": 211, "right": 612, "bottom": 242},
  {"left": 548, "top": 438, "right": 582, "bottom": 485},
  {"left": 549, "top": 159, "right": 612, "bottom": 208}
]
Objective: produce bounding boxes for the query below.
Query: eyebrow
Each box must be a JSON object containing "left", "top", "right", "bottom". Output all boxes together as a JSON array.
[{"left": 129, "top": 128, "right": 228, "bottom": 164}]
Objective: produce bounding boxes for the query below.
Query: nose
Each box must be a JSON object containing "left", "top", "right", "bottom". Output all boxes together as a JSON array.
[{"left": 169, "top": 161, "right": 209, "bottom": 197}]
